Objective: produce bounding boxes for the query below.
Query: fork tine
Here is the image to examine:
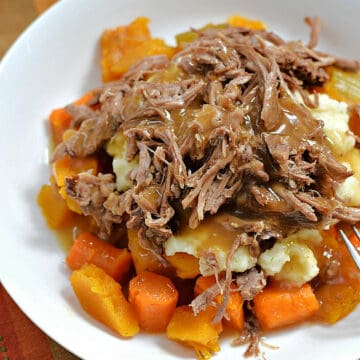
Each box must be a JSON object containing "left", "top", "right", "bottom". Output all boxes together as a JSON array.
[
  {"left": 352, "top": 225, "right": 360, "bottom": 242},
  {"left": 339, "top": 229, "right": 360, "bottom": 271}
]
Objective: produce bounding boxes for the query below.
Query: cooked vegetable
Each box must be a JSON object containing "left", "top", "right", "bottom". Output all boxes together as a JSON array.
[
  {"left": 70, "top": 264, "right": 139, "bottom": 337},
  {"left": 37, "top": 183, "right": 73, "bottom": 229},
  {"left": 324, "top": 67, "right": 360, "bottom": 104},
  {"left": 53, "top": 155, "right": 98, "bottom": 214},
  {"left": 194, "top": 276, "right": 244, "bottom": 331},
  {"left": 100, "top": 17, "right": 175, "bottom": 82},
  {"left": 128, "top": 271, "right": 178, "bottom": 332},
  {"left": 166, "top": 306, "right": 221, "bottom": 360},
  {"left": 49, "top": 91, "right": 96, "bottom": 144},
  {"left": 227, "top": 14, "right": 266, "bottom": 30},
  {"left": 315, "top": 284, "right": 360, "bottom": 324},
  {"left": 49, "top": 108, "right": 72, "bottom": 145},
  {"left": 53, "top": 155, "right": 98, "bottom": 188},
  {"left": 253, "top": 283, "right": 319, "bottom": 330},
  {"left": 66, "top": 232, "right": 132, "bottom": 282},
  {"left": 165, "top": 253, "right": 200, "bottom": 279},
  {"left": 175, "top": 23, "right": 227, "bottom": 49},
  {"left": 312, "top": 226, "right": 360, "bottom": 324},
  {"left": 175, "top": 14, "right": 264, "bottom": 50},
  {"left": 127, "top": 228, "right": 170, "bottom": 275}
]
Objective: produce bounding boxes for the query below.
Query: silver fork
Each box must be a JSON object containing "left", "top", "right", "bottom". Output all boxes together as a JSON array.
[{"left": 339, "top": 226, "right": 360, "bottom": 270}]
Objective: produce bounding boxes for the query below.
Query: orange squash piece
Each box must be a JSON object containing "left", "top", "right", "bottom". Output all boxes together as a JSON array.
[
  {"left": 227, "top": 14, "right": 266, "bottom": 30},
  {"left": 315, "top": 283, "right": 360, "bottom": 324},
  {"left": 165, "top": 253, "right": 200, "bottom": 279},
  {"left": 312, "top": 226, "right": 360, "bottom": 324},
  {"left": 324, "top": 67, "right": 360, "bottom": 105},
  {"left": 127, "top": 228, "right": 170, "bottom": 275},
  {"left": 53, "top": 155, "right": 98, "bottom": 188},
  {"left": 37, "top": 184, "right": 73, "bottom": 229},
  {"left": 53, "top": 154, "right": 98, "bottom": 214},
  {"left": 100, "top": 17, "right": 175, "bottom": 82},
  {"left": 166, "top": 305, "right": 220, "bottom": 360},
  {"left": 70, "top": 264, "right": 139, "bottom": 337},
  {"left": 129, "top": 271, "right": 178, "bottom": 332},
  {"left": 49, "top": 108, "right": 72, "bottom": 145}
]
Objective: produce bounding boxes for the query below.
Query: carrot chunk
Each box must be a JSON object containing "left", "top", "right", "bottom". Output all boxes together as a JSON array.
[
  {"left": 70, "top": 264, "right": 139, "bottom": 337},
  {"left": 128, "top": 271, "right": 178, "bottom": 332},
  {"left": 253, "top": 283, "right": 319, "bottom": 330},
  {"left": 49, "top": 108, "right": 72, "bottom": 145},
  {"left": 194, "top": 276, "right": 244, "bottom": 331},
  {"left": 66, "top": 232, "right": 132, "bottom": 283},
  {"left": 49, "top": 90, "right": 96, "bottom": 144}
]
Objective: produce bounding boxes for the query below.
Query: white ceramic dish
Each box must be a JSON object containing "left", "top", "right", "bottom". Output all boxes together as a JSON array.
[{"left": 0, "top": 0, "right": 359, "bottom": 359}]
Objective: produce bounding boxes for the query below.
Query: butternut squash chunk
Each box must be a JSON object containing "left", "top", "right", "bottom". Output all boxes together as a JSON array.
[
  {"left": 70, "top": 264, "right": 139, "bottom": 337},
  {"left": 166, "top": 306, "right": 220, "bottom": 360}
]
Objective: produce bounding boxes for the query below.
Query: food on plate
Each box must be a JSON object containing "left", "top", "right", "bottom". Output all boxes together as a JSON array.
[
  {"left": 129, "top": 271, "right": 179, "bottom": 332},
  {"left": 100, "top": 17, "right": 175, "bottom": 82},
  {"left": 70, "top": 264, "right": 139, "bottom": 337},
  {"left": 166, "top": 305, "right": 222, "bottom": 359},
  {"left": 66, "top": 232, "right": 132, "bottom": 282},
  {"left": 38, "top": 14, "right": 360, "bottom": 358},
  {"left": 253, "top": 283, "right": 319, "bottom": 330}
]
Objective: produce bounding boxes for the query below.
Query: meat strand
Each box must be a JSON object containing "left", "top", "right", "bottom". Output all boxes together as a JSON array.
[{"left": 56, "top": 20, "right": 360, "bottom": 252}]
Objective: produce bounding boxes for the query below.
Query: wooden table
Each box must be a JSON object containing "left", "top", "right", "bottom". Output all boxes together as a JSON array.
[{"left": 0, "top": 0, "right": 56, "bottom": 57}]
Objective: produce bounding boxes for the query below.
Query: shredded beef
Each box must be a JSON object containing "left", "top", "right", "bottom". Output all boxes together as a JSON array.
[
  {"left": 65, "top": 104, "right": 98, "bottom": 128},
  {"left": 190, "top": 278, "right": 224, "bottom": 316},
  {"left": 232, "top": 302, "right": 261, "bottom": 357},
  {"left": 50, "top": 18, "right": 360, "bottom": 334},
  {"left": 305, "top": 16, "right": 321, "bottom": 49},
  {"left": 333, "top": 206, "right": 360, "bottom": 223},
  {"left": 333, "top": 57, "right": 360, "bottom": 73},
  {"left": 139, "top": 79, "right": 205, "bottom": 110},
  {"left": 52, "top": 113, "right": 119, "bottom": 160},
  {"left": 57, "top": 19, "right": 359, "bottom": 264},
  {"left": 120, "top": 55, "right": 170, "bottom": 84},
  {"left": 65, "top": 172, "right": 121, "bottom": 238},
  {"left": 213, "top": 236, "right": 241, "bottom": 323},
  {"left": 236, "top": 268, "right": 266, "bottom": 301}
]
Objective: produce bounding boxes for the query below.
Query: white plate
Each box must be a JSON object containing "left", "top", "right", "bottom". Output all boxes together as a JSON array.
[{"left": 0, "top": 0, "right": 359, "bottom": 359}]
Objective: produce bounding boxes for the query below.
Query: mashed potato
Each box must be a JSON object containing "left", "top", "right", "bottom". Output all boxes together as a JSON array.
[
  {"left": 258, "top": 230, "right": 321, "bottom": 286},
  {"left": 336, "top": 150, "right": 360, "bottom": 206},
  {"left": 106, "top": 132, "right": 138, "bottom": 192},
  {"left": 301, "top": 93, "right": 360, "bottom": 206},
  {"left": 164, "top": 215, "right": 257, "bottom": 275},
  {"left": 307, "top": 93, "right": 355, "bottom": 156}
]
